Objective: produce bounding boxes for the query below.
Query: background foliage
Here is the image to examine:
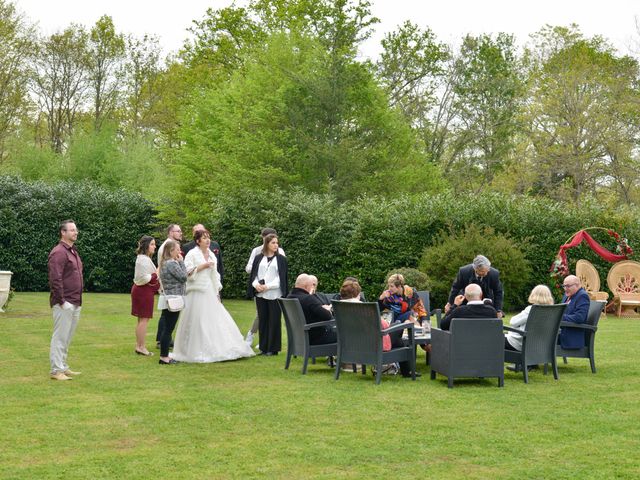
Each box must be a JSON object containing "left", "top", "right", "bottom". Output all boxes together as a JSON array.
[
  {"left": 1, "top": 0, "right": 639, "bottom": 305},
  {"left": 197, "top": 189, "right": 640, "bottom": 306},
  {"left": 0, "top": 176, "right": 155, "bottom": 292}
]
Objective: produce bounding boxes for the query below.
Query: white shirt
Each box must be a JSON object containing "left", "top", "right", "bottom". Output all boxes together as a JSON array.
[
  {"left": 246, "top": 245, "right": 285, "bottom": 273},
  {"left": 252, "top": 256, "right": 281, "bottom": 300}
]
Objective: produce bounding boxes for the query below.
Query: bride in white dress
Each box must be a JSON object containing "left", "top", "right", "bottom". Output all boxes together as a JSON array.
[{"left": 172, "top": 230, "right": 254, "bottom": 363}]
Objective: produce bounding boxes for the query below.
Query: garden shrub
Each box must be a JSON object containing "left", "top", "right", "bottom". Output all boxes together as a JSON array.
[
  {"left": 0, "top": 176, "right": 156, "bottom": 292},
  {"left": 419, "top": 225, "right": 532, "bottom": 311}
]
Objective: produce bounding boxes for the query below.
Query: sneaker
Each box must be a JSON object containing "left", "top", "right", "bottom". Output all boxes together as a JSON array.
[
  {"left": 50, "top": 372, "right": 72, "bottom": 381},
  {"left": 245, "top": 330, "right": 254, "bottom": 345},
  {"left": 372, "top": 363, "right": 399, "bottom": 375},
  {"left": 383, "top": 363, "right": 399, "bottom": 375}
]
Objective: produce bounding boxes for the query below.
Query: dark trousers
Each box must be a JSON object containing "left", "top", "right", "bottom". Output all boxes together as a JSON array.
[
  {"left": 389, "top": 329, "right": 412, "bottom": 376},
  {"left": 160, "top": 309, "right": 180, "bottom": 357},
  {"left": 256, "top": 297, "right": 282, "bottom": 353},
  {"left": 310, "top": 326, "right": 337, "bottom": 345},
  {"left": 156, "top": 309, "right": 166, "bottom": 342}
]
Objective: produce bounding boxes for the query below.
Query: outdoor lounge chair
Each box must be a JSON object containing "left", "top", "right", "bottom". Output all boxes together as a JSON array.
[
  {"left": 503, "top": 304, "right": 567, "bottom": 383},
  {"left": 331, "top": 300, "right": 416, "bottom": 385},
  {"left": 430, "top": 318, "right": 504, "bottom": 388},
  {"left": 557, "top": 300, "right": 605, "bottom": 373},
  {"left": 278, "top": 297, "right": 336, "bottom": 374}
]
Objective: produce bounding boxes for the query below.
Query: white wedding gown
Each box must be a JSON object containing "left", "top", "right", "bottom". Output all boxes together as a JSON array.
[{"left": 171, "top": 248, "right": 254, "bottom": 363}]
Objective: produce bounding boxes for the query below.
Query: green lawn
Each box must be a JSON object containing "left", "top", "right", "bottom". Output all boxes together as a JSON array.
[{"left": 1, "top": 293, "right": 639, "bottom": 479}]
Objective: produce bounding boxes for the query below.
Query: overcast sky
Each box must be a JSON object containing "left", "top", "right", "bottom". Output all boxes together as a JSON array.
[{"left": 14, "top": 0, "right": 640, "bottom": 59}]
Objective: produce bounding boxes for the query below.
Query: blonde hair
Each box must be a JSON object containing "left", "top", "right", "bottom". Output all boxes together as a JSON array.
[
  {"left": 162, "top": 240, "right": 179, "bottom": 261},
  {"left": 528, "top": 285, "right": 554, "bottom": 305},
  {"left": 387, "top": 273, "right": 405, "bottom": 288}
]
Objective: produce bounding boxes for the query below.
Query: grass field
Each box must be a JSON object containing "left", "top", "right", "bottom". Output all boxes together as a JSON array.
[{"left": 1, "top": 292, "right": 639, "bottom": 479}]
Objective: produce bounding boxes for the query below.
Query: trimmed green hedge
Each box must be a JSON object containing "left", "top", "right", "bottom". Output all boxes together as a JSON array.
[
  {"left": 202, "top": 190, "right": 640, "bottom": 309},
  {"left": 5, "top": 173, "right": 637, "bottom": 310},
  {"left": 0, "top": 176, "right": 156, "bottom": 293}
]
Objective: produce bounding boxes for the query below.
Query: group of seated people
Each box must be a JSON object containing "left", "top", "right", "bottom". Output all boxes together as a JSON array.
[
  {"left": 286, "top": 272, "right": 430, "bottom": 378},
  {"left": 285, "top": 252, "right": 591, "bottom": 377},
  {"left": 443, "top": 274, "right": 590, "bottom": 355}
]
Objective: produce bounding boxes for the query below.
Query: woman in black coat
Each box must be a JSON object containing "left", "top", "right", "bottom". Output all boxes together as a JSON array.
[{"left": 247, "top": 233, "right": 288, "bottom": 355}]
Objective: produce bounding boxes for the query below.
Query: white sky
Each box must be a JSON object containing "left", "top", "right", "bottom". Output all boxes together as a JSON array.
[{"left": 13, "top": 0, "right": 640, "bottom": 59}]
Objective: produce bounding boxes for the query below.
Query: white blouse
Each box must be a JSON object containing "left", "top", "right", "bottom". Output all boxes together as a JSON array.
[
  {"left": 252, "top": 256, "right": 281, "bottom": 300},
  {"left": 133, "top": 255, "right": 156, "bottom": 286}
]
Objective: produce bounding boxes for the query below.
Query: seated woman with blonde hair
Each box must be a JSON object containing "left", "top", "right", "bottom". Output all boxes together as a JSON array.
[{"left": 505, "top": 284, "right": 555, "bottom": 351}]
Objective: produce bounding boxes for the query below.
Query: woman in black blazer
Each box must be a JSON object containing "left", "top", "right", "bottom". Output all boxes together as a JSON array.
[{"left": 247, "top": 234, "right": 288, "bottom": 355}]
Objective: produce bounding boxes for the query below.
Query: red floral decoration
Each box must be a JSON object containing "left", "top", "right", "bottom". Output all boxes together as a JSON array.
[
  {"left": 608, "top": 230, "right": 634, "bottom": 256},
  {"left": 549, "top": 228, "right": 633, "bottom": 289}
]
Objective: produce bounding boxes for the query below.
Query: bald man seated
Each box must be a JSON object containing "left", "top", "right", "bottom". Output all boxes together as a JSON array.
[
  {"left": 287, "top": 274, "right": 337, "bottom": 345},
  {"left": 558, "top": 275, "right": 590, "bottom": 349},
  {"left": 440, "top": 283, "right": 498, "bottom": 331}
]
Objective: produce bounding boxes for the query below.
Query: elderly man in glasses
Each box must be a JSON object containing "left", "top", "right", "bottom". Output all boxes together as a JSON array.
[{"left": 558, "top": 275, "right": 590, "bottom": 349}]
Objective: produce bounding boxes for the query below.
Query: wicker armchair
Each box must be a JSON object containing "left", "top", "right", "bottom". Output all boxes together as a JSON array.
[
  {"left": 557, "top": 300, "right": 604, "bottom": 373},
  {"left": 606, "top": 260, "right": 640, "bottom": 317},
  {"left": 278, "top": 297, "right": 336, "bottom": 374},
  {"left": 504, "top": 304, "right": 567, "bottom": 383},
  {"left": 331, "top": 300, "right": 416, "bottom": 385},
  {"left": 576, "top": 259, "right": 609, "bottom": 302},
  {"left": 430, "top": 318, "right": 504, "bottom": 388}
]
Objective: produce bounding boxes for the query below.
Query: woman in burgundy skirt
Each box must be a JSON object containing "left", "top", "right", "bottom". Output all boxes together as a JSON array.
[{"left": 131, "top": 235, "right": 159, "bottom": 356}]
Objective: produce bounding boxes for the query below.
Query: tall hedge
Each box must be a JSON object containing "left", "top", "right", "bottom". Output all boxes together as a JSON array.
[
  {"left": 5, "top": 173, "right": 637, "bottom": 309},
  {"left": 0, "top": 176, "right": 156, "bottom": 292},
  {"left": 201, "top": 189, "right": 640, "bottom": 308}
]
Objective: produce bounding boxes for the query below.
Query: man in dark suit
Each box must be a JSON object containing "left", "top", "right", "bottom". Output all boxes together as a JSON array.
[
  {"left": 287, "top": 274, "right": 337, "bottom": 345},
  {"left": 441, "top": 284, "right": 498, "bottom": 331},
  {"left": 181, "top": 223, "right": 224, "bottom": 283},
  {"left": 446, "top": 255, "right": 504, "bottom": 317},
  {"left": 559, "top": 275, "right": 590, "bottom": 349}
]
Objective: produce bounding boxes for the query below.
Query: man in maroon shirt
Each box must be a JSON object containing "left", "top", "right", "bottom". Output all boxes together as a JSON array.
[{"left": 48, "top": 220, "right": 83, "bottom": 381}]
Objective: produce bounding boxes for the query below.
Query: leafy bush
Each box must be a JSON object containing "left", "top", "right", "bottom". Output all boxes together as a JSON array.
[
  {"left": 0, "top": 176, "right": 156, "bottom": 292},
  {"left": 385, "top": 268, "right": 431, "bottom": 292},
  {"left": 419, "top": 225, "right": 531, "bottom": 311}
]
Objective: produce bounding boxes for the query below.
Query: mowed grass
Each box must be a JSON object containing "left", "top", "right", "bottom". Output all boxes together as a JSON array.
[{"left": 1, "top": 293, "right": 639, "bottom": 479}]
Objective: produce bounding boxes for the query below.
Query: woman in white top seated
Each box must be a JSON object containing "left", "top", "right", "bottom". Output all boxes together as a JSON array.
[
  {"left": 505, "top": 284, "right": 555, "bottom": 351},
  {"left": 247, "top": 233, "right": 289, "bottom": 355},
  {"left": 172, "top": 229, "right": 254, "bottom": 363}
]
